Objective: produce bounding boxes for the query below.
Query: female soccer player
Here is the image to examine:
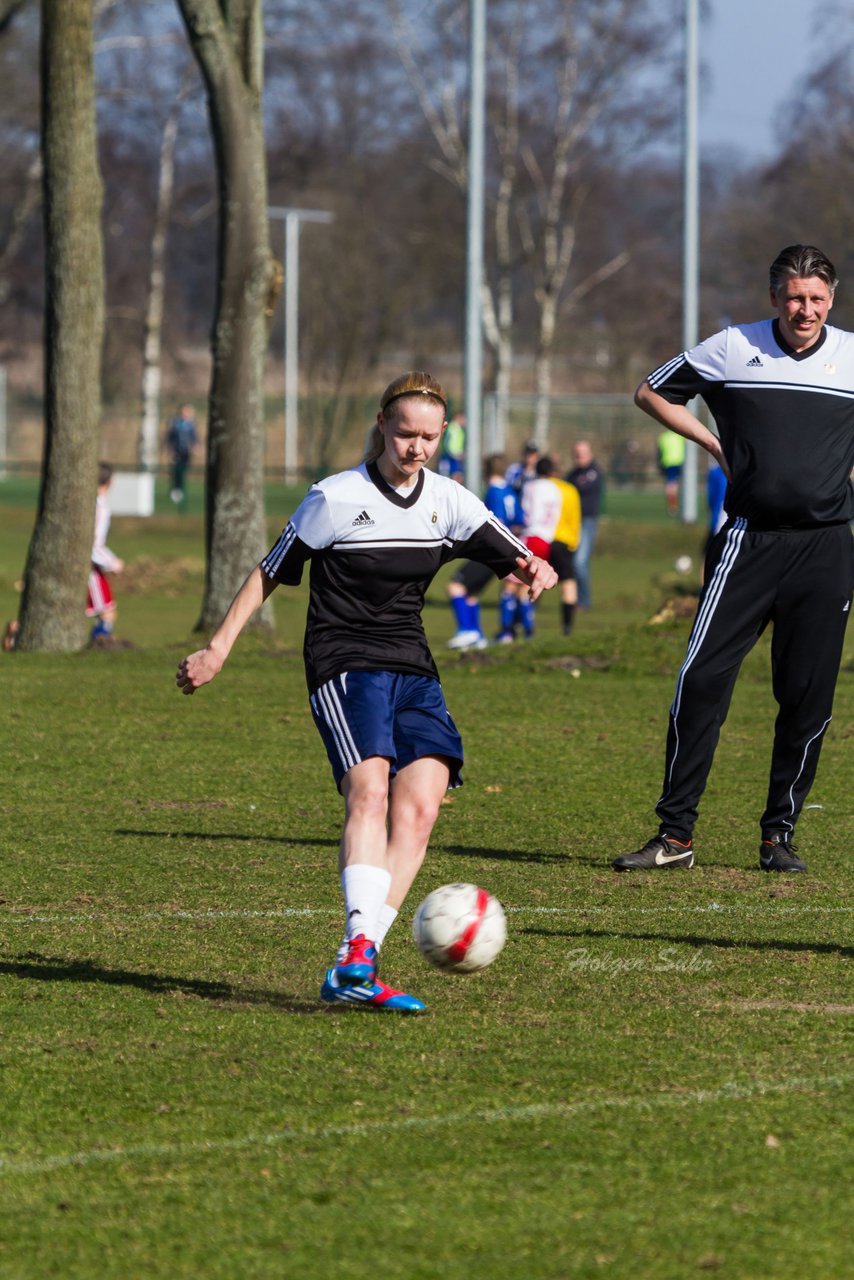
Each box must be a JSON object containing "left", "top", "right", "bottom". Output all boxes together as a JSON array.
[{"left": 176, "top": 371, "right": 557, "bottom": 1012}]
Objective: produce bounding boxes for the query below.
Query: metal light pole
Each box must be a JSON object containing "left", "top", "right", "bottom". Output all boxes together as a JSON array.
[
  {"left": 463, "top": 0, "right": 486, "bottom": 492},
  {"left": 681, "top": 0, "right": 700, "bottom": 523},
  {"left": 268, "top": 206, "right": 334, "bottom": 484}
]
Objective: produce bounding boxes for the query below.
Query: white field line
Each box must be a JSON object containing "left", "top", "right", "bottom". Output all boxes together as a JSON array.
[
  {"left": 0, "top": 903, "right": 852, "bottom": 926},
  {"left": 0, "top": 1072, "right": 849, "bottom": 1179}
]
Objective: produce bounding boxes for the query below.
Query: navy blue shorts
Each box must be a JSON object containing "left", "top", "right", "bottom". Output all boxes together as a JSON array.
[{"left": 309, "top": 671, "right": 464, "bottom": 791}]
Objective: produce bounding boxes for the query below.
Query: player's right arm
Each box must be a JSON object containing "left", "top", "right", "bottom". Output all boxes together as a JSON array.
[
  {"left": 638, "top": 333, "right": 733, "bottom": 479},
  {"left": 176, "top": 488, "right": 330, "bottom": 696},
  {"left": 635, "top": 380, "right": 730, "bottom": 479},
  {"left": 176, "top": 565, "right": 276, "bottom": 695}
]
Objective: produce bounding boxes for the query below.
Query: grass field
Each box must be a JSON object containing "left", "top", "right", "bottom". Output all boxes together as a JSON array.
[{"left": 0, "top": 479, "right": 851, "bottom": 1278}]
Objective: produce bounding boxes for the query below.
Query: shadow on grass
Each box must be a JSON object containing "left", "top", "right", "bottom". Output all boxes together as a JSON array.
[
  {"left": 441, "top": 843, "right": 569, "bottom": 864},
  {"left": 116, "top": 827, "right": 337, "bottom": 849},
  {"left": 0, "top": 952, "right": 324, "bottom": 1014},
  {"left": 519, "top": 926, "right": 854, "bottom": 959},
  {"left": 116, "top": 829, "right": 566, "bottom": 864}
]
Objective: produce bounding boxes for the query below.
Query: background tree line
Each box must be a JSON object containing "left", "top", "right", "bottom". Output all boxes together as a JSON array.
[
  {"left": 3, "top": 1, "right": 851, "bottom": 435},
  {"left": 1, "top": 0, "right": 852, "bottom": 650}
]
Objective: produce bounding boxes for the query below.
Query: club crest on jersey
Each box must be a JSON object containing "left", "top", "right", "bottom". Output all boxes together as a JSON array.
[
  {"left": 351, "top": 510, "right": 375, "bottom": 528},
  {"left": 432, "top": 511, "right": 438, "bottom": 523}
]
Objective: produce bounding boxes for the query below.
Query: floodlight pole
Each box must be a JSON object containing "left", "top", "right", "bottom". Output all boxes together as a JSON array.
[
  {"left": 0, "top": 365, "right": 6, "bottom": 480},
  {"left": 463, "top": 0, "right": 486, "bottom": 492},
  {"left": 681, "top": 0, "right": 700, "bottom": 523},
  {"left": 268, "top": 206, "right": 334, "bottom": 484}
]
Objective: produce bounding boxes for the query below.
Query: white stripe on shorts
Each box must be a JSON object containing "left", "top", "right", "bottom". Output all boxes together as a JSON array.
[
  {"left": 87, "top": 570, "right": 109, "bottom": 613},
  {"left": 313, "top": 676, "right": 361, "bottom": 773}
]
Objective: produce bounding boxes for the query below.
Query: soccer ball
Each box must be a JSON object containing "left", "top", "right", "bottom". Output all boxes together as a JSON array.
[
  {"left": 412, "top": 883, "right": 506, "bottom": 973},
  {"left": 674, "top": 554, "right": 693, "bottom": 574}
]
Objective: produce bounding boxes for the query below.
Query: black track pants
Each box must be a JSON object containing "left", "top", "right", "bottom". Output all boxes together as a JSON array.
[{"left": 655, "top": 519, "right": 853, "bottom": 842}]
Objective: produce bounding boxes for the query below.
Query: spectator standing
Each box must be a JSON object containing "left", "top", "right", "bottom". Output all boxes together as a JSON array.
[
  {"left": 565, "top": 439, "right": 603, "bottom": 609},
  {"left": 164, "top": 404, "right": 199, "bottom": 505},
  {"left": 657, "top": 428, "right": 686, "bottom": 515},
  {"left": 438, "top": 412, "right": 466, "bottom": 481}
]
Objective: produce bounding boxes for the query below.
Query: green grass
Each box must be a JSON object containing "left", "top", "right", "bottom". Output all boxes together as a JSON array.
[{"left": 0, "top": 484, "right": 851, "bottom": 1278}]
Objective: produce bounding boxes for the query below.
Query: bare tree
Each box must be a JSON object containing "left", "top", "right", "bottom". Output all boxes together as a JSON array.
[
  {"left": 138, "top": 70, "right": 196, "bottom": 471},
  {"left": 390, "top": 0, "right": 677, "bottom": 440},
  {"left": 0, "top": 0, "right": 29, "bottom": 31},
  {"left": 17, "top": 0, "right": 104, "bottom": 652},
  {"left": 176, "top": 0, "right": 276, "bottom": 630}
]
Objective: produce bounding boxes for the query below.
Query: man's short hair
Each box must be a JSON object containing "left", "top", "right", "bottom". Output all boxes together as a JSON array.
[{"left": 770, "top": 244, "right": 838, "bottom": 294}]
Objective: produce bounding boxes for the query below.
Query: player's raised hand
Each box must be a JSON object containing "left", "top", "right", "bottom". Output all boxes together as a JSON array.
[{"left": 176, "top": 647, "right": 224, "bottom": 695}]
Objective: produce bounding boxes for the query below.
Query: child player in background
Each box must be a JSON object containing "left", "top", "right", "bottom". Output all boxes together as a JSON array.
[{"left": 86, "top": 462, "right": 124, "bottom": 642}]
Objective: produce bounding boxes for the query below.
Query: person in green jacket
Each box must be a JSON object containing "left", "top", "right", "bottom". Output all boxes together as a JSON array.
[{"left": 657, "top": 428, "right": 686, "bottom": 515}]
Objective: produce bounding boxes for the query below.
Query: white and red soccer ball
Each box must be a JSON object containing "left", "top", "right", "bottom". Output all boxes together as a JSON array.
[{"left": 412, "top": 882, "right": 506, "bottom": 973}]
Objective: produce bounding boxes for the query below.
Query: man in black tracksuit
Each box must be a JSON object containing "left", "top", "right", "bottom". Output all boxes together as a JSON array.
[{"left": 614, "top": 244, "right": 853, "bottom": 873}]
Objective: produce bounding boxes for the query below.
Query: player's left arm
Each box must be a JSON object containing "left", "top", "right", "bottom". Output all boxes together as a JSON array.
[
  {"left": 453, "top": 510, "right": 557, "bottom": 601},
  {"left": 512, "top": 554, "right": 557, "bottom": 601}
]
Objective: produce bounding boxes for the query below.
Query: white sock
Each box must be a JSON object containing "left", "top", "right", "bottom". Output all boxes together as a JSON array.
[
  {"left": 341, "top": 864, "right": 392, "bottom": 943},
  {"left": 335, "top": 904, "right": 398, "bottom": 964},
  {"left": 374, "top": 904, "right": 399, "bottom": 950}
]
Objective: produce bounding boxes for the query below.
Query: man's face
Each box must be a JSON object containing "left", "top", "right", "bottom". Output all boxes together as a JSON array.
[{"left": 770, "top": 275, "right": 834, "bottom": 352}]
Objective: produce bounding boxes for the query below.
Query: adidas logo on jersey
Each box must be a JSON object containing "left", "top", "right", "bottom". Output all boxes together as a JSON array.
[
  {"left": 352, "top": 510, "right": 375, "bottom": 527},
  {"left": 746, "top": 355, "right": 763, "bottom": 367}
]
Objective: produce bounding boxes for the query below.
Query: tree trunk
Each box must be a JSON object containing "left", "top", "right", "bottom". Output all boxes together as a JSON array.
[
  {"left": 17, "top": 0, "right": 104, "bottom": 653},
  {"left": 176, "top": 0, "right": 275, "bottom": 631},
  {"left": 139, "top": 82, "right": 190, "bottom": 472},
  {"left": 533, "top": 290, "right": 557, "bottom": 447}
]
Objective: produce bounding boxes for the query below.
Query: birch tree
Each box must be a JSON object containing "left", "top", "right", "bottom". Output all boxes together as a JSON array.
[{"left": 138, "top": 72, "right": 195, "bottom": 471}]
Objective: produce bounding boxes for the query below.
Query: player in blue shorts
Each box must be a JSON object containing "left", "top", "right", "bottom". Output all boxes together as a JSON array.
[{"left": 177, "top": 372, "right": 557, "bottom": 1012}]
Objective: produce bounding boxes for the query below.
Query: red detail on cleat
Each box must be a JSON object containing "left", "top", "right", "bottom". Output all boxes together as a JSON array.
[
  {"left": 371, "top": 981, "right": 403, "bottom": 1004},
  {"left": 446, "top": 888, "right": 489, "bottom": 965}
]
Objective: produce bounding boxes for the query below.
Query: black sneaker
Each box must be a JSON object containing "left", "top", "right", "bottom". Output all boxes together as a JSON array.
[
  {"left": 759, "top": 832, "right": 807, "bottom": 873},
  {"left": 612, "top": 834, "right": 694, "bottom": 871}
]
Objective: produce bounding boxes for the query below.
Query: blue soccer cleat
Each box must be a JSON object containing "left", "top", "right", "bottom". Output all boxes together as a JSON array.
[
  {"left": 320, "top": 968, "right": 426, "bottom": 1014},
  {"left": 334, "top": 934, "right": 378, "bottom": 986}
]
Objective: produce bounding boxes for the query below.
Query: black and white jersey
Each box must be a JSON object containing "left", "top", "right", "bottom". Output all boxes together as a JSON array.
[
  {"left": 648, "top": 319, "right": 854, "bottom": 529},
  {"left": 262, "top": 460, "right": 528, "bottom": 692}
]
